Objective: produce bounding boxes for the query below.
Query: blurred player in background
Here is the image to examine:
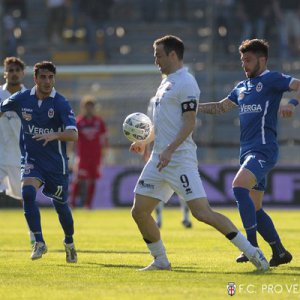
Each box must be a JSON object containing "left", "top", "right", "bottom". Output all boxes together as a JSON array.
[
  {"left": 145, "top": 96, "right": 192, "bottom": 228},
  {"left": 130, "top": 35, "right": 269, "bottom": 271},
  {"left": 0, "top": 56, "right": 35, "bottom": 245},
  {"left": 70, "top": 95, "right": 108, "bottom": 209},
  {"left": 198, "top": 39, "right": 299, "bottom": 267},
  {"left": 0, "top": 61, "right": 78, "bottom": 263}
]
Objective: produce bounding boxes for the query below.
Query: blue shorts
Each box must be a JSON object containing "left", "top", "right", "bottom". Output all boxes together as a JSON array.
[
  {"left": 21, "top": 162, "right": 69, "bottom": 203},
  {"left": 240, "top": 153, "right": 276, "bottom": 191}
]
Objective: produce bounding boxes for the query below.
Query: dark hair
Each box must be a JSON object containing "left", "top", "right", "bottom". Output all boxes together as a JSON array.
[
  {"left": 239, "top": 39, "right": 269, "bottom": 59},
  {"left": 34, "top": 61, "right": 56, "bottom": 77},
  {"left": 3, "top": 57, "right": 25, "bottom": 70},
  {"left": 153, "top": 35, "right": 184, "bottom": 60}
]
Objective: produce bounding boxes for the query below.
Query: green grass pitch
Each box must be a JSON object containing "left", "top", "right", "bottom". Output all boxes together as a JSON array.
[{"left": 0, "top": 208, "right": 299, "bottom": 300}]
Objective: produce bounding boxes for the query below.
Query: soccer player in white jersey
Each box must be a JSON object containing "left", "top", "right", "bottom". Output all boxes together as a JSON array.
[
  {"left": 198, "top": 39, "right": 299, "bottom": 267},
  {"left": 145, "top": 96, "right": 192, "bottom": 228},
  {"left": 130, "top": 35, "right": 269, "bottom": 271},
  {"left": 0, "top": 61, "right": 78, "bottom": 263},
  {"left": 0, "top": 57, "right": 35, "bottom": 245}
]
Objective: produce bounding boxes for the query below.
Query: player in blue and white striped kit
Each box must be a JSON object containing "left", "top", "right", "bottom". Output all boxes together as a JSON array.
[
  {"left": 0, "top": 61, "right": 78, "bottom": 262},
  {"left": 198, "top": 39, "right": 300, "bottom": 267}
]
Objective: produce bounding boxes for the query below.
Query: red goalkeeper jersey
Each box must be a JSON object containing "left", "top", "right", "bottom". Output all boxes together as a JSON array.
[{"left": 76, "top": 115, "right": 107, "bottom": 166}]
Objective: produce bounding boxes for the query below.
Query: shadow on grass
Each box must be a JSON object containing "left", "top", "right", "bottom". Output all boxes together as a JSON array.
[
  {"left": 55, "top": 262, "right": 300, "bottom": 276},
  {"left": 0, "top": 249, "right": 148, "bottom": 254}
]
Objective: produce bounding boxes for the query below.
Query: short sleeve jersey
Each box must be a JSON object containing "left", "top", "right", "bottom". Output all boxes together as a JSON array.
[
  {"left": 0, "top": 84, "right": 26, "bottom": 166},
  {"left": 152, "top": 67, "right": 200, "bottom": 155},
  {"left": 0, "top": 87, "right": 77, "bottom": 174},
  {"left": 227, "top": 70, "right": 292, "bottom": 158},
  {"left": 76, "top": 115, "right": 107, "bottom": 164}
]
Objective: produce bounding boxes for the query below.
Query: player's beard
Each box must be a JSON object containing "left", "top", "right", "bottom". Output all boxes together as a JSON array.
[{"left": 246, "top": 61, "right": 261, "bottom": 78}]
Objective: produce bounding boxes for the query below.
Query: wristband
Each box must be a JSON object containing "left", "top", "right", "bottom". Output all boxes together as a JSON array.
[{"left": 288, "top": 99, "right": 299, "bottom": 107}]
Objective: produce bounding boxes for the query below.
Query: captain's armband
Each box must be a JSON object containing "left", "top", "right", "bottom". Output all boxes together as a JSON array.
[{"left": 181, "top": 99, "right": 197, "bottom": 113}]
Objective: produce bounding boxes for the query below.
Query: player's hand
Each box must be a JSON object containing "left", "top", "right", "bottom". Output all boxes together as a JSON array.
[
  {"left": 279, "top": 104, "right": 295, "bottom": 118},
  {"left": 33, "top": 133, "right": 58, "bottom": 146},
  {"left": 157, "top": 148, "right": 173, "bottom": 172},
  {"left": 129, "top": 142, "right": 146, "bottom": 155}
]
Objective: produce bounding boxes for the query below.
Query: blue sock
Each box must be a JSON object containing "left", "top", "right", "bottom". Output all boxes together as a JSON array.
[
  {"left": 256, "top": 209, "right": 286, "bottom": 256},
  {"left": 233, "top": 187, "right": 258, "bottom": 247},
  {"left": 22, "top": 185, "right": 44, "bottom": 243},
  {"left": 52, "top": 200, "right": 74, "bottom": 244}
]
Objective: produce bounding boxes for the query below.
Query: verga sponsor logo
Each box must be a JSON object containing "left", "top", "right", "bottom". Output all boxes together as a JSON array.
[
  {"left": 28, "top": 125, "right": 54, "bottom": 135},
  {"left": 240, "top": 104, "right": 262, "bottom": 114}
]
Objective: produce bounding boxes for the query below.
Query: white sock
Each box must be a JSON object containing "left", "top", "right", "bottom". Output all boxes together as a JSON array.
[
  {"left": 230, "top": 232, "right": 256, "bottom": 258},
  {"left": 29, "top": 231, "right": 35, "bottom": 243},
  {"left": 147, "top": 240, "right": 169, "bottom": 263}
]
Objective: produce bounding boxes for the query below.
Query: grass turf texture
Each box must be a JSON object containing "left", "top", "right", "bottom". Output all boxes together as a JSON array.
[{"left": 0, "top": 208, "right": 299, "bottom": 300}]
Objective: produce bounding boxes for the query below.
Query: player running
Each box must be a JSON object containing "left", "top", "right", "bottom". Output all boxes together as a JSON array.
[
  {"left": 198, "top": 39, "right": 299, "bottom": 267},
  {"left": 0, "top": 56, "right": 35, "bottom": 245},
  {"left": 0, "top": 61, "right": 78, "bottom": 263},
  {"left": 130, "top": 35, "right": 269, "bottom": 272},
  {"left": 70, "top": 95, "right": 108, "bottom": 209}
]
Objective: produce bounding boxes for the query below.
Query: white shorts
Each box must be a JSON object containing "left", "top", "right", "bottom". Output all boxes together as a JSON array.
[
  {"left": 134, "top": 153, "right": 207, "bottom": 203},
  {"left": 0, "top": 165, "right": 22, "bottom": 199}
]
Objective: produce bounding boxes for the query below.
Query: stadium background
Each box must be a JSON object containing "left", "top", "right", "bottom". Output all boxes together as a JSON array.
[{"left": 0, "top": 0, "right": 299, "bottom": 208}]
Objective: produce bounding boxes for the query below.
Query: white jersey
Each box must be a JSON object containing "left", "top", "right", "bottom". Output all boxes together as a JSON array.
[
  {"left": 152, "top": 67, "right": 200, "bottom": 156},
  {"left": 0, "top": 83, "right": 25, "bottom": 167}
]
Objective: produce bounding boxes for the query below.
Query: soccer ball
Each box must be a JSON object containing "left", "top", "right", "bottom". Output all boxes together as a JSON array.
[{"left": 123, "top": 112, "right": 152, "bottom": 142}]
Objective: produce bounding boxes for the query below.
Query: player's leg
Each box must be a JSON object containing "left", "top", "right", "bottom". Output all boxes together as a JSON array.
[
  {"left": 251, "top": 190, "right": 292, "bottom": 266},
  {"left": 232, "top": 165, "right": 258, "bottom": 247},
  {"left": 131, "top": 193, "right": 171, "bottom": 270},
  {"left": 179, "top": 196, "right": 192, "bottom": 228},
  {"left": 44, "top": 174, "right": 77, "bottom": 263},
  {"left": 187, "top": 198, "right": 269, "bottom": 271},
  {"left": 22, "top": 177, "right": 47, "bottom": 260},
  {"left": 132, "top": 158, "right": 173, "bottom": 270},
  {"left": 170, "top": 162, "right": 268, "bottom": 271},
  {"left": 6, "top": 166, "right": 35, "bottom": 245},
  {"left": 155, "top": 201, "right": 164, "bottom": 228},
  {"left": 84, "top": 178, "right": 96, "bottom": 209}
]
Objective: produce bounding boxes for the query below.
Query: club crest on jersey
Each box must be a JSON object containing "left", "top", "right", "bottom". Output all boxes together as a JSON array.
[
  {"left": 22, "top": 111, "right": 32, "bottom": 121},
  {"left": 256, "top": 82, "right": 263, "bottom": 92},
  {"left": 48, "top": 108, "right": 54, "bottom": 118}
]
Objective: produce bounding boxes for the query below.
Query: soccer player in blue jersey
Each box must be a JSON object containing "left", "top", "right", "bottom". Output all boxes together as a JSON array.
[
  {"left": 198, "top": 39, "right": 299, "bottom": 267},
  {"left": 0, "top": 61, "right": 78, "bottom": 263}
]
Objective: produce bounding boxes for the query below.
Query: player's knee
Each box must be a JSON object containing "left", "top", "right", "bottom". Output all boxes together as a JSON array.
[
  {"left": 191, "top": 208, "right": 211, "bottom": 224},
  {"left": 22, "top": 185, "right": 36, "bottom": 202},
  {"left": 131, "top": 205, "right": 147, "bottom": 222}
]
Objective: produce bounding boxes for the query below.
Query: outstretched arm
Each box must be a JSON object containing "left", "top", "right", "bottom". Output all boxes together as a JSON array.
[
  {"left": 33, "top": 129, "right": 78, "bottom": 146},
  {"left": 198, "top": 98, "right": 237, "bottom": 115},
  {"left": 279, "top": 78, "right": 300, "bottom": 118}
]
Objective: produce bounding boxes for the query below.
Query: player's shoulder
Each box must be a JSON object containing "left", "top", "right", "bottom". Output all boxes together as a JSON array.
[
  {"left": 53, "top": 91, "right": 68, "bottom": 103},
  {"left": 261, "top": 71, "right": 291, "bottom": 82},
  {"left": 176, "top": 69, "right": 199, "bottom": 89},
  {"left": 12, "top": 89, "right": 31, "bottom": 100}
]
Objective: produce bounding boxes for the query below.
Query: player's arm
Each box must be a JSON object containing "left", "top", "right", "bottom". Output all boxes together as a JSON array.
[
  {"left": 129, "top": 126, "right": 154, "bottom": 155},
  {"left": 0, "top": 96, "right": 20, "bottom": 117},
  {"left": 198, "top": 97, "right": 237, "bottom": 115},
  {"left": 33, "top": 128, "right": 78, "bottom": 146},
  {"left": 279, "top": 78, "right": 300, "bottom": 118},
  {"left": 157, "top": 110, "right": 196, "bottom": 172}
]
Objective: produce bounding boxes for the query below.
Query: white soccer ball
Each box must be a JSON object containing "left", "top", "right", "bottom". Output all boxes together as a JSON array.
[{"left": 123, "top": 112, "right": 152, "bottom": 142}]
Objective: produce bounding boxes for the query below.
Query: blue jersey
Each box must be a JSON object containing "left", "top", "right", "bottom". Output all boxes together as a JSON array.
[
  {"left": 227, "top": 70, "right": 292, "bottom": 160},
  {"left": 0, "top": 87, "right": 77, "bottom": 175}
]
